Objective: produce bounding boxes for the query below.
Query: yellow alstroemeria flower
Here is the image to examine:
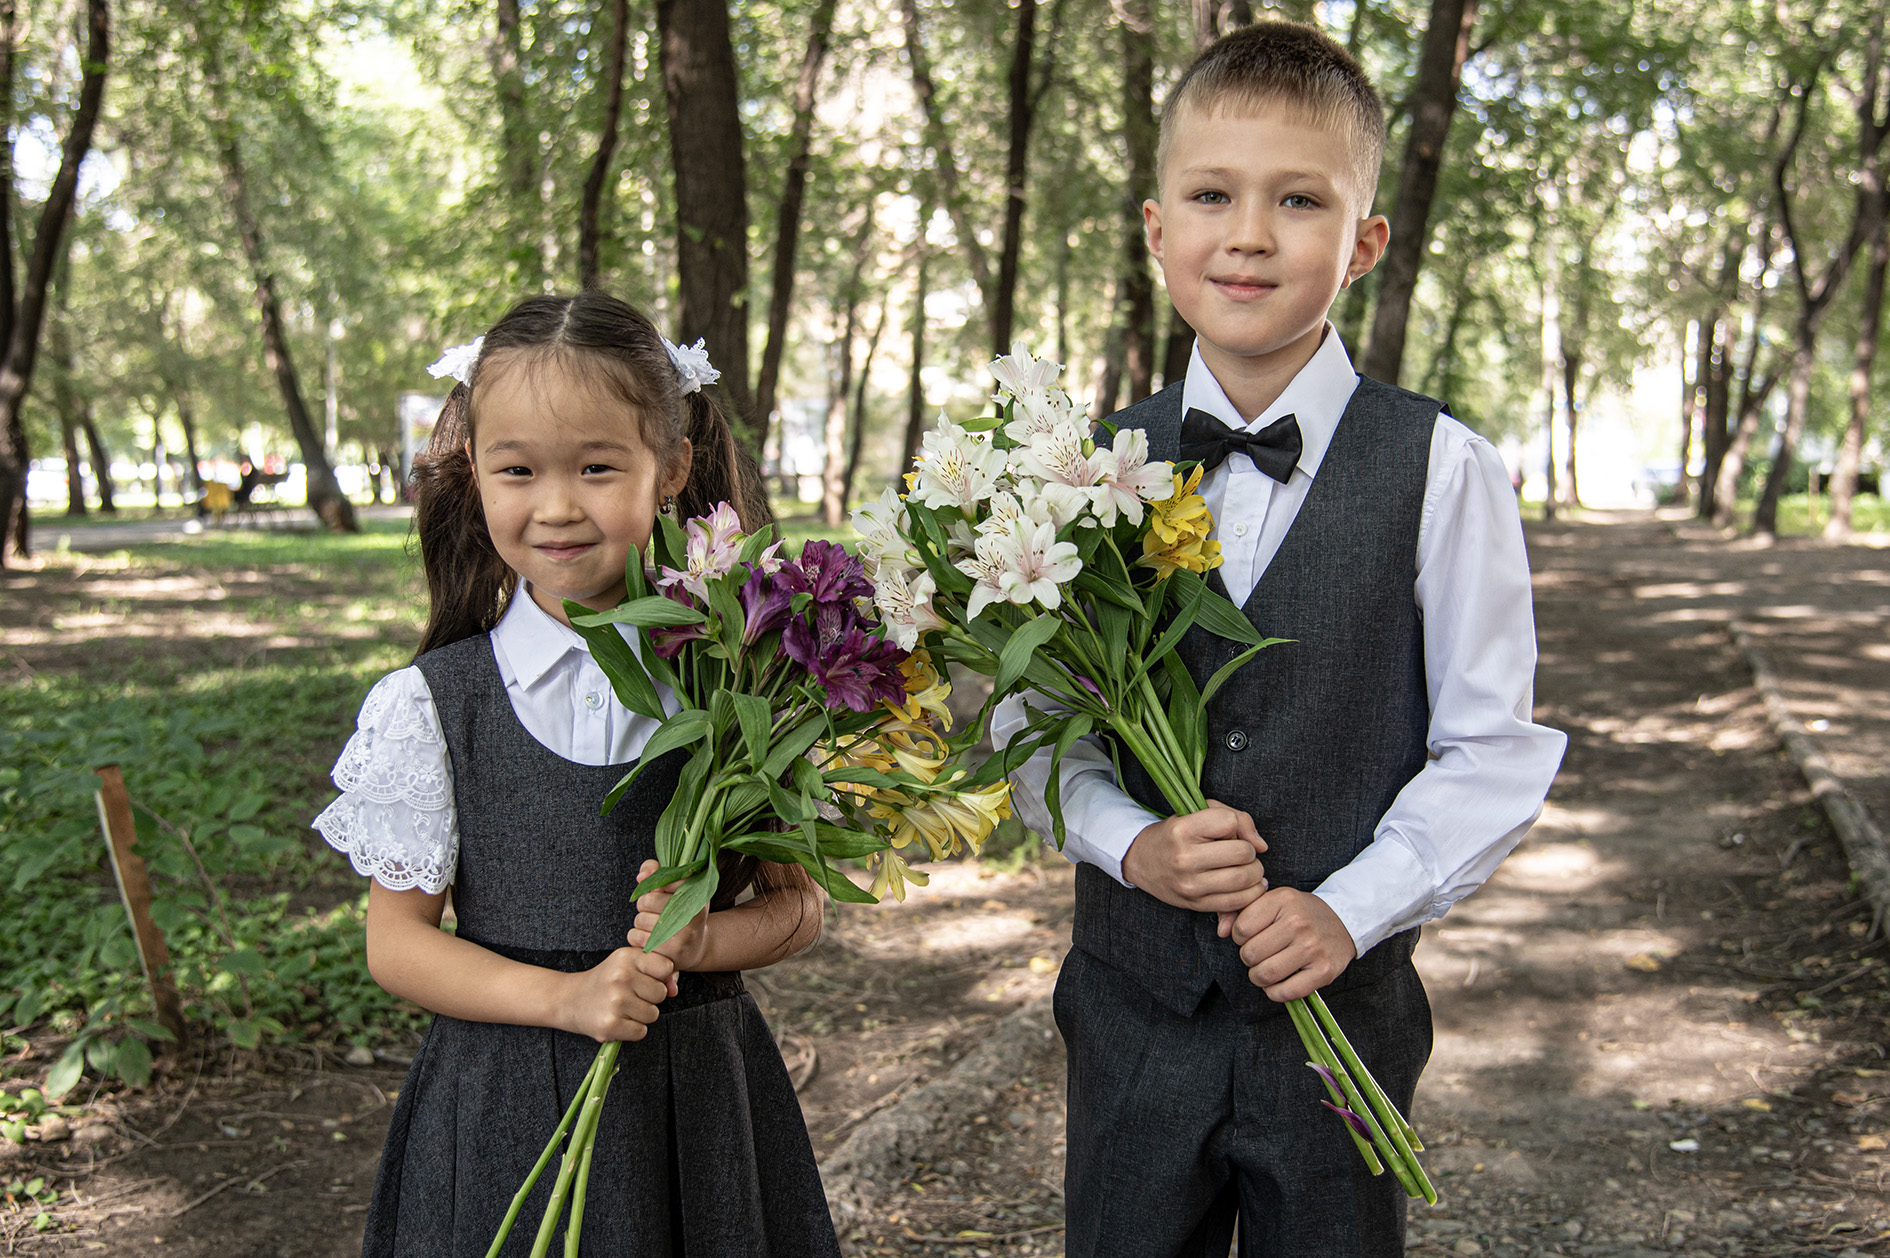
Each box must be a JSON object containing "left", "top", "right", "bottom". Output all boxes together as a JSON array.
[
  {"left": 870, "top": 777, "right": 1013, "bottom": 861},
  {"left": 868, "top": 849, "right": 929, "bottom": 902},
  {"left": 821, "top": 733, "right": 895, "bottom": 803},
  {"left": 882, "top": 651, "right": 954, "bottom": 731},
  {"left": 1142, "top": 466, "right": 1223, "bottom": 580}
]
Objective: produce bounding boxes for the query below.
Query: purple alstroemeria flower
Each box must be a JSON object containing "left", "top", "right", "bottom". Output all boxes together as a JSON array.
[
  {"left": 812, "top": 626, "right": 909, "bottom": 712},
  {"left": 782, "top": 600, "right": 859, "bottom": 674},
  {"left": 737, "top": 563, "right": 804, "bottom": 647},
  {"left": 1319, "top": 1100, "right": 1372, "bottom": 1139},
  {"left": 648, "top": 584, "right": 708, "bottom": 659},
  {"left": 1073, "top": 674, "right": 1110, "bottom": 709},
  {"left": 795, "top": 539, "right": 873, "bottom": 605}
]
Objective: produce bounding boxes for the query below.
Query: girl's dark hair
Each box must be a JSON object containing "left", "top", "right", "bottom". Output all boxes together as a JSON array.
[{"left": 411, "top": 291, "right": 773, "bottom": 658}]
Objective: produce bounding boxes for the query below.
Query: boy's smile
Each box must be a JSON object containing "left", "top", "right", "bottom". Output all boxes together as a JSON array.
[{"left": 1145, "top": 100, "right": 1387, "bottom": 416}]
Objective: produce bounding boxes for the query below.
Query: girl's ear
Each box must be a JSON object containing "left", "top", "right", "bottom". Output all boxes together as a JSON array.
[{"left": 662, "top": 438, "right": 694, "bottom": 502}]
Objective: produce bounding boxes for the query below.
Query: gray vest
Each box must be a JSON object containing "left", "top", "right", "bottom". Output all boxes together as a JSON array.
[
  {"left": 1077, "top": 376, "right": 1440, "bottom": 1017},
  {"left": 414, "top": 634, "right": 684, "bottom": 956}
]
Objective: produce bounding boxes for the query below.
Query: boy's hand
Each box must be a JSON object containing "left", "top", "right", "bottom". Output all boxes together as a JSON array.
[
  {"left": 1121, "top": 800, "right": 1268, "bottom": 915},
  {"left": 1227, "top": 888, "right": 1357, "bottom": 1002},
  {"left": 560, "top": 948, "right": 673, "bottom": 1043},
  {"left": 628, "top": 858, "right": 710, "bottom": 980}
]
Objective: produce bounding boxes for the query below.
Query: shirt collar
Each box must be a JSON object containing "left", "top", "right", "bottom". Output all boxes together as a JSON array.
[
  {"left": 490, "top": 586, "right": 589, "bottom": 692},
  {"left": 1179, "top": 323, "right": 1361, "bottom": 480}
]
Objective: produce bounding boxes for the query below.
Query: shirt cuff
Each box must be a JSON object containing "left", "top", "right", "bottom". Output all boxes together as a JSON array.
[
  {"left": 1312, "top": 836, "right": 1434, "bottom": 957},
  {"left": 1057, "top": 775, "right": 1163, "bottom": 887}
]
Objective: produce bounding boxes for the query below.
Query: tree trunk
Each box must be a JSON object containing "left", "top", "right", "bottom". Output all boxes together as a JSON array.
[
  {"left": 991, "top": 0, "right": 1038, "bottom": 355},
  {"left": 50, "top": 295, "right": 83, "bottom": 515},
  {"left": 175, "top": 390, "right": 205, "bottom": 497},
  {"left": 1120, "top": 0, "right": 1157, "bottom": 402},
  {"left": 0, "top": 0, "right": 17, "bottom": 351},
  {"left": 578, "top": 0, "right": 630, "bottom": 290},
  {"left": 211, "top": 116, "right": 357, "bottom": 532},
  {"left": 1561, "top": 342, "right": 1582, "bottom": 509},
  {"left": 59, "top": 413, "right": 82, "bottom": 515},
  {"left": 754, "top": 0, "right": 838, "bottom": 429},
  {"left": 1712, "top": 351, "right": 1781, "bottom": 528},
  {"left": 493, "top": 0, "right": 541, "bottom": 286},
  {"left": 900, "top": 0, "right": 992, "bottom": 325},
  {"left": 1828, "top": 157, "right": 1890, "bottom": 540},
  {"left": 1161, "top": 306, "right": 1193, "bottom": 390},
  {"left": 901, "top": 222, "right": 932, "bottom": 470},
  {"left": 0, "top": 0, "right": 108, "bottom": 564},
  {"left": 82, "top": 411, "right": 113, "bottom": 512},
  {"left": 842, "top": 297, "right": 889, "bottom": 509},
  {"left": 1678, "top": 321, "right": 1701, "bottom": 511},
  {"left": 1539, "top": 235, "right": 1559, "bottom": 523},
  {"left": 1755, "top": 36, "right": 1887, "bottom": 537},
  {"left": 821, "top": 232, "right": 871, "bottom": 528},
  {"left": 1358, "top": 0, "right": 1478, "bottom": 386},
  {"left": 657, "top": 0, "right": 755, "bottom": 439},
  {"left": 1090, "top": 318, "right": 1125, "bottom": 422}
]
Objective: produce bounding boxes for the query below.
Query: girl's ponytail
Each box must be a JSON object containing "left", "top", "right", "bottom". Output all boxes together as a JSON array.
[
  {"left": 678, "top": 388, "right": 773, "bottom": 535},
  {"left": 411, "top": 383, "right": 516, "bottom": 659}
]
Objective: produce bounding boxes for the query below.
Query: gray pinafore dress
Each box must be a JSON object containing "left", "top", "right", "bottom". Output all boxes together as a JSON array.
[{"left": 359, "top": 634, "right": 839, "bottom": 1258}]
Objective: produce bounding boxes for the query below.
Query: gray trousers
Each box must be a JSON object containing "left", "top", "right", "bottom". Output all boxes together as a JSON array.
[{"left": 1055, "top": 946, "right": 1432, "bottom": 1258}]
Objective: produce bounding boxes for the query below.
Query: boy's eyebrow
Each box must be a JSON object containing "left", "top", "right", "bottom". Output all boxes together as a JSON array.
[{"left": 1176, "top": 164, "right": 1342, "bottom": 186}]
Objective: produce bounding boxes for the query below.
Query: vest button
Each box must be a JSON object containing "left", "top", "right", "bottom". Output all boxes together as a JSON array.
[{"left": 1225, "top": 730, "right": 1248, "bottom": 752}]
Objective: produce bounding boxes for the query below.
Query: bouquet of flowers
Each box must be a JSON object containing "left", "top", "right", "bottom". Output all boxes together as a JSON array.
[
  {"left": 485, "top": 504, "right": 1007, "bottom": 1256},
  {"left": 853, "top": 345, "right": 1436, "bottom": 1202}
]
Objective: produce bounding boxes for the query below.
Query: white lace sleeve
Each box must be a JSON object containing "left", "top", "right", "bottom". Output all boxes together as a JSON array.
[{"left": 311, "top": 668, "right": 457, "bottom": 893}]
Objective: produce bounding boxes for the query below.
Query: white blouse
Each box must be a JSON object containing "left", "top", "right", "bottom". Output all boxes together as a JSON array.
[{"left": 311, "top": 589, "right": 677, "bottom": 893}]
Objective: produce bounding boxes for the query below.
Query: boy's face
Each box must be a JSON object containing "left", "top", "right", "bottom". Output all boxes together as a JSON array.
[{"left": 1146, "top": 99, "right": 1387, "bottom": 377}]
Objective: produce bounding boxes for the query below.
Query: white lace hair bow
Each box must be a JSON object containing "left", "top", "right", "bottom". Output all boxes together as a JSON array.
[
  {"left": 426, "top": 332, "right": 720, "bottom": 395},
  {"left": 426, "top": 337, "right": 483, "bottom": 386},
  {"left": 663, "top": 336, "right": 721, "bottom": 396}
]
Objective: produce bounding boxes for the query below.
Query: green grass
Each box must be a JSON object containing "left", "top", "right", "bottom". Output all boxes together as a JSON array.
[
  {"left": 1768, "top": 492, "right": 1889, "bottom": 536},
  {"left": 0, "top": 521, "right": 430, "bottom": 1088}
]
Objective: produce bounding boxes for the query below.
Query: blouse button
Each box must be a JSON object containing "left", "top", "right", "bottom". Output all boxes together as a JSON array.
[
  {"left": 1232, "top": 522, "right": 1249, "bottom": 538},
  {"left": 584, "top": 692, "right": 603, "bottom": 710}
]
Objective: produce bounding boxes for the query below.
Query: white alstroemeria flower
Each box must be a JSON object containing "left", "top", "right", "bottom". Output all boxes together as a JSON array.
[
  {"left": 663, "top": 337, "right": 722, "bottom": 395},
  {"left": 1090, "top": 428, "right": 1176, "bottom": 527},
  {"left": 1002, "top": 387, "right": 1086, "bottom": 447},
  {"left": 945, "top": 516, "right": 979, "bottom": 559},
  {"left": 988, "top": 341, "right": 1061, "bottom": 402},
  {"left": 427, "top": 337, "right": 484, "bottom": 385},
  {"left": 993, "top": 517, "right": 1082, "bottom": 611},
  {"left": 1023, "top": 479, "right": 1093, "bottom": 530},
  {"left": 1015, "top": 425, "right": 1104, "bottom": 490},
  {"left": 850, "top": 487, "right": 913, "bottom": 575},
  {"left": 873, "top": 566, "right": 948, "bottom": 650},
  {"left": 955, "top": 534, "right": 1011, "bottom": 620},
  {"left": 912, "top": 413, "right": 1007, "bottom": 512}
]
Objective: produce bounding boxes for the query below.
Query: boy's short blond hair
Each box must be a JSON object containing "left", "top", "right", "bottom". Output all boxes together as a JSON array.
[{"left": 1157, "top": 20, "right": 1386, "bottom": 213}]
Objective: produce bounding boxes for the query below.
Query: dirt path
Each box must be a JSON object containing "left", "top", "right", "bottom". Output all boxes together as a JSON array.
[{"left": 6, "top": 513, "right": 1888, "bottom": 1256}]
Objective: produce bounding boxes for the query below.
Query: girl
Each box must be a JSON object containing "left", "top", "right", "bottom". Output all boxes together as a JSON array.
[{"left": 313, "top": 291, "right": 840, "bottom": 1257}]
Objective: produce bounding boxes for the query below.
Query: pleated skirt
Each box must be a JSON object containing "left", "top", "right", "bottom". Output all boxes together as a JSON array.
[{"left": 359, "top": 949, "right": 839, "bottom": 1258}]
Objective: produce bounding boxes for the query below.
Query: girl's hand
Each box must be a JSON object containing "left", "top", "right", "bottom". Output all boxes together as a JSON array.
[
  {"left": 629, "top": 858, "right": 712, "bottom": 973},
  {"left": 560, "top": 947, "right": 675, "bottom": 1043}
]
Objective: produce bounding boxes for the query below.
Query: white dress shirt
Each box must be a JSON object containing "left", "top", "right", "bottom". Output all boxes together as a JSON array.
[
  {"left": 992, "top": 327, "right": 1567, "bottom": 955},
  {"left": 311, "top": 589, "right": 677, "bottom": 893}
]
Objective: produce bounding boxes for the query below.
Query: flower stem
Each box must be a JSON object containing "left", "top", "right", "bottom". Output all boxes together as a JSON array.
[
  {"left": 526, "top": 1042, "right": 619, "bottom": 1258},
  {"left": 1287, "top": 998, "right": 1417, "bottom": 1198},
  {"left": 1306, "top": 992, "right": 1436, "bottom": 1203},
  {"left": 484, "top": 1051, "right": 605, "bottom": 1258}
]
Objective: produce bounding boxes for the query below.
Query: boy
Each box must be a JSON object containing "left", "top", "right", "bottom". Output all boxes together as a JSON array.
[{"left": 992, "top": 21, "right": 1565, "bottom": 1257}]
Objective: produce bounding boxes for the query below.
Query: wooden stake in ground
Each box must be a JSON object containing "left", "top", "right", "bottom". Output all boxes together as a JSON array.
[{"left": 94, "top": 766, "right": 190, "bottom": 1051}]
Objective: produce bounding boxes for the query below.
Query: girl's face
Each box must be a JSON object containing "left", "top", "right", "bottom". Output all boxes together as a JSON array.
[{"left": 469, "top": 359, "right": 691, "bottom": 623}]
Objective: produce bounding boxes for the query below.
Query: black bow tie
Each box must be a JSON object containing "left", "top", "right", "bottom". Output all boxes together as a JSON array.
[{"left": 1178, "top": 408, "right": 1303, "bottom": 483}]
